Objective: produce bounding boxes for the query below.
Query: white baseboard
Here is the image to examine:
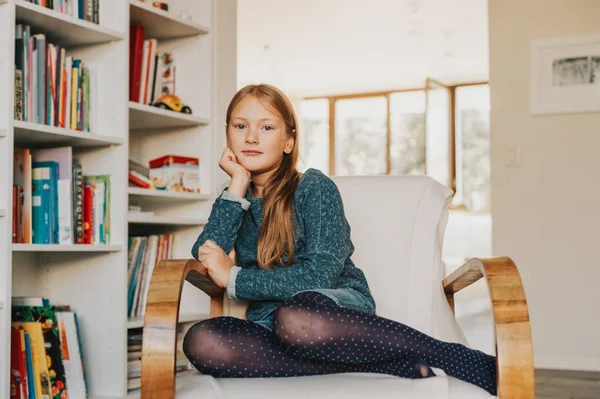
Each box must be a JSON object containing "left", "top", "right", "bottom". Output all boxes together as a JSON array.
[{"left": 535, "top": 353, "right": 600, "bottom": 371}]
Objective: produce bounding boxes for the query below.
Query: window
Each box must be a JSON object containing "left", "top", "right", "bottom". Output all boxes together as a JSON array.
[
  {"left": 299, "top": 82, "right": 490, "bottom": 213},
  {"left": 299, "top": 99, "right": 329, "bottom": 173},
  {"left": 454, "top": 85, "right": 490, "bottom": 212},
  {"left": 335, "top": 96, "right": 387, "bottom": 176},
  {"left": 390, "top": 91, "right": 426, "bottom": 175}
]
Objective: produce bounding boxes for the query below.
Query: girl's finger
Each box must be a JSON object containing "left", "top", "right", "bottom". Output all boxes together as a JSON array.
[
  {"left": 204, "top": 240, "right": 220, "bottom": 250},
  {"left": 198, "top": 248, "right": 213, "bottom": 256}
]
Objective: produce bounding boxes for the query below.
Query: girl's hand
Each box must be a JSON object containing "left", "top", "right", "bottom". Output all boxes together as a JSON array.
[
  {"left": 198, "top": 240, "right": 237, "bottom": 288},
  {"left": 219, "top": 147, "right": 250, "bottom": 181}
]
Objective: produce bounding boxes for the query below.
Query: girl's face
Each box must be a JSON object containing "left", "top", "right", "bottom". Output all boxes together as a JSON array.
[{"left": 227, "top": 96, "right": 294, "bottom": 175}]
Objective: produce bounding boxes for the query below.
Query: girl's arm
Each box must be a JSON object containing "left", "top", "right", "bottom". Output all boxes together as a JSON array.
[
  {"left": 227, "top": 175, "right": 351, "bottom": 301},
  {"left": 192, "top": 148, "right": 251, "bottom": 259},
  {"left": 190, "top": 186, "right": 249, "bottom": 260}
]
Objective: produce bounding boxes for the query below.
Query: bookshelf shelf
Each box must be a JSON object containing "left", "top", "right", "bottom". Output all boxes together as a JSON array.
[
  {"left": 13, "top": 120, "right": 125, "bottom": 147},
  {"left": 0, "top": 300, "right": 4, "bottom": 309},
  {"left": 0, "top": 129, "right": 6, "bottom": 137},
  {"left": 129, "top": 0, "right": 209, "bottom": 40},
  {"left": 12, "top": 244, "right": 123, "bottom": 252},
  {"left": 15, "top": 0, "right": 125, "bottom": 46},
  {"left": 128, "top": 187, "right": 210, "bottom": 201},
  {"left": 127, "top": 312, "right": 209, "bottom": 329},
  {"left": 129, "top": 101, "right": 210, "bottom": 130},
  {"left": 127, "top": 213, "right": 208, "bottom": 226}
]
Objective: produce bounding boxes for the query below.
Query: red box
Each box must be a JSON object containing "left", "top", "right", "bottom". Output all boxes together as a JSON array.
[{"left": 149, "top": 155, "right": 200, "bottom": 193}]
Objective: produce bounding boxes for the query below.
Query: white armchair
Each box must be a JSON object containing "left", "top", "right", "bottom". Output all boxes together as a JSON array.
[{"left": 140, "top": 175, "right": 534, "bottom": 398}]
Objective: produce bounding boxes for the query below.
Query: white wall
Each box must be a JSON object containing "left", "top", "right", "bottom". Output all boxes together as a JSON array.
[{"left": 489, "top": 0, "right": 600, "bottom": 371}]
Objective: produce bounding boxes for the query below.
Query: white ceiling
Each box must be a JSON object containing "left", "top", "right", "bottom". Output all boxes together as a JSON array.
[{"left": 237, "top": 0, "right": 489, "bottom": 97}]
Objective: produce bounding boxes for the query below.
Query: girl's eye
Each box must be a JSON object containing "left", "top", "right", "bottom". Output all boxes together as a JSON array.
[
  {"left": 234, "top": 124, "right": 246, "bottom": 130},
  {"left": 263, "top": 125, "right": 274, "bottom": 131}
]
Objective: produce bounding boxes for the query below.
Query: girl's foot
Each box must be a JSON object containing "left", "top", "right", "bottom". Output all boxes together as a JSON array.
[{"left": 415, "top": 359, "right": 436, "bottom": 378}]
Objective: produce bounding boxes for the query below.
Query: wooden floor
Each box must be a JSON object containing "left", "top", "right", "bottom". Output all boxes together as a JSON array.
[{"left": 535, "top": 369, "right": 600, "bottom": 399}]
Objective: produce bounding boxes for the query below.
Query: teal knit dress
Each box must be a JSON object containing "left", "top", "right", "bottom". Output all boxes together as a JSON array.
[{"left": 191, "top": 168, "right": 376, "bottom": 330}]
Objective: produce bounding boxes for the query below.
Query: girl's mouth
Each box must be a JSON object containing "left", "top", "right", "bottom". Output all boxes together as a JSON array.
[{"left": 242, "top": 151, "right": 263, "bottom": 156}]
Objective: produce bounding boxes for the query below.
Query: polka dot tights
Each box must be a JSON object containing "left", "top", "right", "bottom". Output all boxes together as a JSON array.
[{"left": 183, "top": 291, "right": 497, "bottom": 395}]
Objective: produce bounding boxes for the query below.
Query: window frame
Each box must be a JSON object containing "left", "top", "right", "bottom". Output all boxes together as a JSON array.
[{"left": 303, "top": 80, "right": 489, "bottom": 195}]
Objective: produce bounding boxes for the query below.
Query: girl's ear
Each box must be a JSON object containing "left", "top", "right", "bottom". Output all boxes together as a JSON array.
[{"left": 284, "top": 136, "right": 294, "bottom": 154}]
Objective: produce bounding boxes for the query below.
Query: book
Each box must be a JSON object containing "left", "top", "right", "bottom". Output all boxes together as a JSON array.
[
  {"left": 13, "top": 149, "right": 32, "bottom": 243},
  {"left": 32, "top": 161, "right": 59, "bottom": 243},
  {"left": 12, "top": 322, "right": 52, "bottom": 399},
  {"left": 14, "top": 26, "right": 94, "bottom": 131},
  {"left": 31, "top": 166, "right": 52, "bottom": 244},
  {"left": 32, "top": 147, "right": 73, "bottom": 244},
  {"left": 56, "top": 311, "right": 88, "bottom": 399},
  {"left": 84, "top": 175, "right": 111, "bottom": 244},
  {"left": 12, "top": 306, "right": 69, "bottom": 399}
]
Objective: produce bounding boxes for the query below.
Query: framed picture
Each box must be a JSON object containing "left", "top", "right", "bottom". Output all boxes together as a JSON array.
[{"left": 530, "top": 34, "right": 600, "bottom": 115}]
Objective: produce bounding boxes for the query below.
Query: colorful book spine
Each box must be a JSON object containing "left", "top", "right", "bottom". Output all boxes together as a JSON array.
[{"left": 31, "top": 166, "right": 51, "bottom": 244}]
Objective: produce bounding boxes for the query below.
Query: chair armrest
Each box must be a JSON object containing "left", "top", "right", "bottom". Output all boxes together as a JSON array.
[
  {"left": 443, "top": 257, "right": 534, "bottom": 399},
  {"left": 141, "top": 259, "right": 224, "bottom": 399}
]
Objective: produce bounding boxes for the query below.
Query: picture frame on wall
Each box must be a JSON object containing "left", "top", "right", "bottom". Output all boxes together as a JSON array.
[{"left": 531, "top": 34, "right": 600, "bottom": 115}]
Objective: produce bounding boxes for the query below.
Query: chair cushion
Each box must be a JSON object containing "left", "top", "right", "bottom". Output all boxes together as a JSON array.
[{"left": 174, "top": 370, "right": 496, "bottom": 399}]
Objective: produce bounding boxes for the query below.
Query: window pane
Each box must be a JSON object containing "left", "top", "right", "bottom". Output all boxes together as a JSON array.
[
  {"left": 425, "top": 84, "right": 451, "bottom": 187},
  {"left": 335, "top": 97, "right": 387, "bottom": 176},
  {"left": 455, "top": 84, "right": 490, "bottom": 212},
  {"left": 299, "top": 99, "right": 329, "bottom": 174},
  {"left": 390, "top": 91, "right": 426, "bottom": 175}
]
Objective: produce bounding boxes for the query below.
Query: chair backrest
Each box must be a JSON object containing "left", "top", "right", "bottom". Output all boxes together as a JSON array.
[
  {"left": 224, "top": 174, "right": 469, "bottom": 346},
  {"left": 330, "top": 174, "right": 468, "bottom": 345}
]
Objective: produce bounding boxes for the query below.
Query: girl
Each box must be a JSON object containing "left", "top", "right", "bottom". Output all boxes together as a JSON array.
[{"left": 184, "top": 84, "right": 497, "bottom": 395}]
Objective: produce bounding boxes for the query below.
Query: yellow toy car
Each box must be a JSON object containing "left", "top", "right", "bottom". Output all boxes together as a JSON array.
[{"left": 152, "top": 94, "right": 192, "bottom": 114}]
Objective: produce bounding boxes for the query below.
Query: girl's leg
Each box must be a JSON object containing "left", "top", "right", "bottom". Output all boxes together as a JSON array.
[
  {"left": 182, "top": 316, "right": 429, "bottom": 379},
  {"left": 273, "top": 291, "right": 497, "bottom": 396}
]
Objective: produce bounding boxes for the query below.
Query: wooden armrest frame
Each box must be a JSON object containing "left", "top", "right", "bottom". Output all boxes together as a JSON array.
[
  {"left": 141, "top": 259, "right": 224, "bottom": 399},
  {"left": 443, "top": 257, "right": 534, "bottom": 398}
]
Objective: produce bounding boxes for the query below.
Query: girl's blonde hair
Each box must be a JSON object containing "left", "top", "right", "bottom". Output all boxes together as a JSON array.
[{"left": 226, "top": 84, "right": 301, "bottom": 270}]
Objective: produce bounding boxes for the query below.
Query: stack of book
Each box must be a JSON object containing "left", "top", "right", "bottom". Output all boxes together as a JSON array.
[
  {"left": 15, "top": 25, "right": 94, "bottom": 132},
  {"left": 127, "top": 325, "right": 190, "bottom": 393},
  {"left": 127, "top": 330, "right": 143, "bottom": 392},
  {"left": 128, "top": 159, "right": 150, "bottom": 189},
  {"left": 13, "top": 146, "right": 111, "bottom": 245},
  {"left": 129, "top": 24, "right": 176, "bottom": 105},
  {"left": 128, "top": 234, "right": 175, "bottom": 319},
  {"left": 10, "top": 297, "right": 88, "bottom": 399}
]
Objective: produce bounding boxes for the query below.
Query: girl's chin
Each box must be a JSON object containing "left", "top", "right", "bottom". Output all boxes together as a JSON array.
[{"left": 240, "top": 162, "right": 278, "bottom": 175}]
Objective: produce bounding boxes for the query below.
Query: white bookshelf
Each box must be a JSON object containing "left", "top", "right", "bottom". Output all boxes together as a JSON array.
[
  {"left": 128, "top": 186, "right": 210, "bottom": 201},
  {"left": 129, "top": 0, "right": 209, "bottom": 40},
  {"left": 127, "top": 212, "right": 208, "bottom": 226},
  {"left": 15, "top": 0, "right": 125, "bottom": 45},
  {"left": 14, "top": 120, "right": 125, "bottom": 147},
  {"left": 12, "top": 244, "right": 123, "bottom": 252},
  {"left": 1, "top": 0, "right": 236, "bottom": 397},
  {"left": 129, "top": 101, "right": 210, "bottom": 130}
]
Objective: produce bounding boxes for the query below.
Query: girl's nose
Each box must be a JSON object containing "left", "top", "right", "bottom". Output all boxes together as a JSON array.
[{"left": 245, "top": 128, "right": 259, "bottom": 144}]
